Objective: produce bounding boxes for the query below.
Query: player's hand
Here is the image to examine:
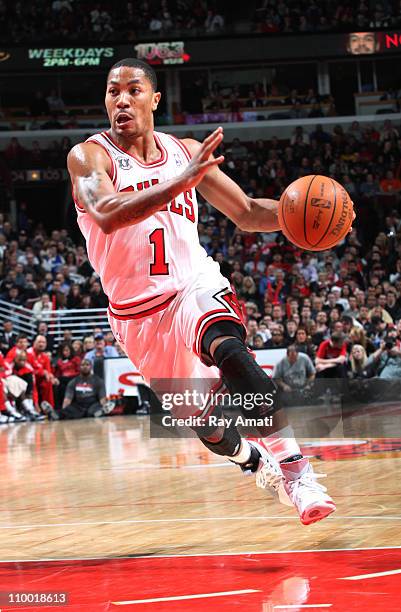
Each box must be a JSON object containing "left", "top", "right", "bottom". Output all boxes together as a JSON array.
[
  {"left": 181, "top": 127, "right": 225, "bottom": 189},
  {"left": 348, "top": 206, "right": 356, "bottom": 233}
]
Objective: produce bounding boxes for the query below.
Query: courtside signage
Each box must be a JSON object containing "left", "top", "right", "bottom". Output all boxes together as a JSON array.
[{"left": 104, "top": 349, "right": 286, "bottom": 397}]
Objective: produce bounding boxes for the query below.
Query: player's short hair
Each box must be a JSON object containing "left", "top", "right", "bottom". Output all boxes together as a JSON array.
[{"left": 108, "top": 58, "right": 157, "bottom": 91}]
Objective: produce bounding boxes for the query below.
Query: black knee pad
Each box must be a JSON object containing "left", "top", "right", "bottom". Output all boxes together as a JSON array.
[
  {"left": 201, "top": 319, "right": 245, "bottom": 365},
  {"left": 190, "top": 401, "right": 225, "bottom": 441},
  {"left": 212, "top": 337, "right": 280, "bottom": 435}
]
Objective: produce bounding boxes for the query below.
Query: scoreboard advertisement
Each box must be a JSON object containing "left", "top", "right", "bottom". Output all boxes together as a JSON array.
[{"left": 1, "top": 31, "right": 401, "bottom": 73}]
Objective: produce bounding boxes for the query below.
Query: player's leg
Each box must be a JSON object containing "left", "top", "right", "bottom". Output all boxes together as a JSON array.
[
  {"left": 108, "top": 307, "right": 283, "bottom": 494},
  {"left": 186, "top": 375, "right": 283, "bottom": 492},
  {"left": 203, "top": 328, "right": 335, "bottom": 525}
]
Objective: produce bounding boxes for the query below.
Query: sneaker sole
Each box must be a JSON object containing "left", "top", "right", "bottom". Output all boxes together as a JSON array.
[{"left": 301, "top": 501, "right": 336, "bottom": 525}]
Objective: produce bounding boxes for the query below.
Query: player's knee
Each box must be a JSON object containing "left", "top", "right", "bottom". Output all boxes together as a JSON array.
[
  {"left": 201, "top": 320, "right": 245, "bottom": 364},
  {"left": 211, "top": 336, "right": 280, "bottom": 417}
]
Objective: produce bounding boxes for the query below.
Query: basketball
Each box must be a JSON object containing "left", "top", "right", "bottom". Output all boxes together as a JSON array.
[{"left": 278, "top": 175, "right": 354, "bottom": 251}]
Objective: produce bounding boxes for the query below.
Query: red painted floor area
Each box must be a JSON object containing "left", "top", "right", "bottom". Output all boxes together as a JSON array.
[{"left": 0, "top": 548, "right": 400, "bottom": 611}]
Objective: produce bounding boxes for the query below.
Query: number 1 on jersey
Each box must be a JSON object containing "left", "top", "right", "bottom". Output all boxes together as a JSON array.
[{"left": 149, "top": 228, "right": 169, "bottom": 275}]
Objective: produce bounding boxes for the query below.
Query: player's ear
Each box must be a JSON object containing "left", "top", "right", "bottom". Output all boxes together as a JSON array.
[{"left": 152, "top": 91, "right": 161, "bottom": 112}]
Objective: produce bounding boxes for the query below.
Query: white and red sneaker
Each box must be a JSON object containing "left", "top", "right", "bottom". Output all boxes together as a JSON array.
[
  {"left": 280, "top": 457, "right": 336, "bottom": 525},
  {"left": 243, "top": 440, "right": 285, "bottom": 496}
]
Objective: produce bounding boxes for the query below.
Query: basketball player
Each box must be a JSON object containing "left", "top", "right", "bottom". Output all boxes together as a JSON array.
[{"left": 68, "top": 58, "right": 335, "bottom": 525}]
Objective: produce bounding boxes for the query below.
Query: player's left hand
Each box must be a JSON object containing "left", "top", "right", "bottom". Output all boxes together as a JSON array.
[
  {"left": 348, "top": 205, "right": 356, "bottom": 233},
  {"left": 181, "top": 127, "right": 225, "bottom": 190}
]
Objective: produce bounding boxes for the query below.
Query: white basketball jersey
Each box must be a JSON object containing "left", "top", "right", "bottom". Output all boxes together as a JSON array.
[{"left": 74, "top": 130, "right": 212, "bottom": 313}]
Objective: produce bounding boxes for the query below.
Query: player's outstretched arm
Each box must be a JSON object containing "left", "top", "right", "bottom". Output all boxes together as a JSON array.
[
  {"left": 183, "top": 131, "right": 281, "bottom": 233},
  {"left": 67, "top": 135, "right": 223, "bottom": 234}
]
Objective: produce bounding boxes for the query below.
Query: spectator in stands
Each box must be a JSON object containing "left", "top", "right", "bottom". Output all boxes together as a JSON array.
[
  {"left": 349, "top": 326, "right": 375, "bottom": 355},
  {"left": 0, "top": 350, "right": 27, "bottom": 422},
  {"left": 285, "top": 319, "right": 298, "bottom": 343},
  {"left": 0, "top": 320, "right": 17, "bottom": 354},
  {"left": 60, "top": 358, "right": 108, "bottom": 419},
  {"left": 315, "top": 331, "right": 348, "bottom": 378},
  {"left": 246, "top": 319, "right": 261, "bottom": 349},
  {"left": 369, "top": 337, "right": 401, "bottom": 379},
  {"left": 347, "top": 344, "right": 373, "bottom": 379},
  {"left": 27, "top": 334, "right": 59, "bottom": 411},
  {"left": 37, "top": 321, "right": 55, "bottom": 354},
  {"left": 84, "top": 333, "right": 118, "bottom": 365},
  {"left": 294, "top": 327, "right": 316, "bottom": 360},
  {"left": 380, "top": 170, "right": 401, "bottom": 194},
  {"left": 204, "top": 9, "right": 225, "bottom": 32},
  {"left": 5, "top": 334, "right": 29, "bottom": 363},
  {"left": 360, "top": 173, "right": 380, "bottom": 198},
  {"left": 273, "top": 345, "right": 315, "bottom": 401},
  {"left": 71, "top": 339, "right": 84, "bottom": 357},
  {"left": 89, "top": 280, "right": 108, "bottom": 308},
  {"left": 104, "top": 331, "right": 116, "bottom": 347},
  {"left": 33, "top": 293, "right": 53, "bottom": 321},
  {"left": 265, "top": 325, "right": 288, "bottom": 349},
  {"left": 253, "top": 333, "right": 266, "bottom": 349},
  {"left": 54, "top": 342, "right": 81, "bottom": 406},
  {"left": 386, "top": 289, "right": 401, "bottom": 320},
  {"left": 11, "top": 351, "right": 46, "bottom": 421}
]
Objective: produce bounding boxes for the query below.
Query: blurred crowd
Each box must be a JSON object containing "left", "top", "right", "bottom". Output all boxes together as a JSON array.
[
  {"left": 1, "top": 136, "right": 73, "bottom": 170},
  {"left": 1, "top": 82, "right": 336, "bottom": 133},
  {"left": 0, "top": 323, "right": 123, "bottom": 422},
  {"left": 253, "top": 0, "right": 401, "bottom": 33},
  {"left": 2, "top": 118, "right": 401, "bottom": 420},
  {"left": 0, "top": 0, "right": 226, "bottom": 44},
  {"left": 1, "top": 0, "right": 400, "bottom": 44},
  {"left": 182, "top": 81, "right": 335, "bottom": 120}
]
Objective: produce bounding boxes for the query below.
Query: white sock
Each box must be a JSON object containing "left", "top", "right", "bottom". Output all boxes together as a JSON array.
[
  {"left": 262, "top": 425, "right": 302, "bottom": 462},
  {"left": 22, "top": 399, "right": 34, "bottom": 412},
  {"left": 228, "top": 439, "right": 252, "bottom": 464}
]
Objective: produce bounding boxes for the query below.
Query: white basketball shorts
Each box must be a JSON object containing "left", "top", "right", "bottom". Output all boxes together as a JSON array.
[{"left": 108, "top": 260, "right": 245, "bottom": 385}]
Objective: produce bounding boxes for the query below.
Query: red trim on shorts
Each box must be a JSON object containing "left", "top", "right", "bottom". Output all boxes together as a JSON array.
[
  {"left": 168, "top": 134, "right": 192, "bottom": 161},
  {"left": 86, "top": 138, "right": 117, "bottom": 185},
  {"left": 108, "top": 293, "right": 177, "bottom": 320},
  {"left": 109, "top": 293, "right": 169, "bottom": 310},
  {"left": 193, "top": 312, "right": 246, "bottom": 358},
  {"left": 194, "top": 308, "right": 227, "bottom": 341},
  {"left": 102, "top": 131, "right": 168, "bottom": 168}
]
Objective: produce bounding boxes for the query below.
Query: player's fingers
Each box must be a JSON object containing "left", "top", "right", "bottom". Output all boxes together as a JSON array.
[
  {"left": 201, "top": 132, "right": 224, "bottom": 160},
  {"left": 201, "top": 127, "right": 223, "bottom": 147},
  {"left": 199, "top": 128, "right": 223, "bottom": 155},
  {"left": 202, "top": 155, "right": 225, "bottom": 168}
]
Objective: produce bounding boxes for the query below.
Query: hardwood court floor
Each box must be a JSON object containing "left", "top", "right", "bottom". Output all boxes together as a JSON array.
[{"left": 0, "top": 417, "right": 400, "bottom": 611}]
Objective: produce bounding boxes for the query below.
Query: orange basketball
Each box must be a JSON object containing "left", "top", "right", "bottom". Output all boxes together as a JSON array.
[{"left": 278, "top": 175, "right": 354, "bottom": 251}]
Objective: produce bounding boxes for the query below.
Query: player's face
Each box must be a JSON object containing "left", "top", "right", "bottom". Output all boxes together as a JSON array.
[{"left": 105, "top": 67, "right": 161, "bottom": 138}]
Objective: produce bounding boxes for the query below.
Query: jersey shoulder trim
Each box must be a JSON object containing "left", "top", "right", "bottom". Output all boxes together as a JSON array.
[{"left": 167, "top": 134, "right": 192, "bottom": 161}]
